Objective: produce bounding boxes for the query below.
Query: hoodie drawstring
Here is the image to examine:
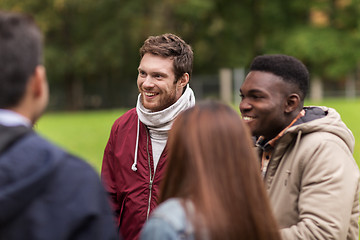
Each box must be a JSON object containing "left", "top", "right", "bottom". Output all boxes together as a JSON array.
[{"left": 131, "top": 118, "right": 140, "bottom": 171}]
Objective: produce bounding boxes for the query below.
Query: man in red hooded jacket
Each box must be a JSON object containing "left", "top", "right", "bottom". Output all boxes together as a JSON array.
[{"left": 101, "top": 33, "right": 195, "bottom": 240}]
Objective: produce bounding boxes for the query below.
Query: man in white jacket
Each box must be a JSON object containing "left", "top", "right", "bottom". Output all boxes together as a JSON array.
[{"left": 239, "top": 54, "right": 360, "bottom": 239}]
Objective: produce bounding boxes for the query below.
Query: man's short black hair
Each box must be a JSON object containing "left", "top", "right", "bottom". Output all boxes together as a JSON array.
[
  {"left": 0, "top": 11, "right": 43, "bottom": 108},
  {"left": 250, "top": 54, "right": 309, "bottom": 101}
]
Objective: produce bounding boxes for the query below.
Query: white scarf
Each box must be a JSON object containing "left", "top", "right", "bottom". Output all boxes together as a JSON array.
[{"left": 131, "top": 85, "right": 195, "bottom": 171}]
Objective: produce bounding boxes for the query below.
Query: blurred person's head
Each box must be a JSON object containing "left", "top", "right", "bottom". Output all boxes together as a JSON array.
[
  {"left": 137, "top": 33, "right": 193, "bottom": 112},
  {"left": 161, "top": 101, "right": 281, "bottom": 240},
  {"left": 0, "top": 11, "right": 48, "bottom": 124},
  {"left": 239, "top": 54, "right": 309, "bottom": 139}
]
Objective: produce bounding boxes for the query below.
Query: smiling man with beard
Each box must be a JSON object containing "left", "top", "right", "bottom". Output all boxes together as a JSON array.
[
  {"left": 239, "top": 54, "right": 360, "bottom": 240},
  {"left": 101, "top": 33, "right": 195, "bottom": 240}
]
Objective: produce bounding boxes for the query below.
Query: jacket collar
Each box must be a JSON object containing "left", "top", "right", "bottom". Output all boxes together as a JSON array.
[{"left": 256, "top": 109, "right": 306, "bottom": 152}]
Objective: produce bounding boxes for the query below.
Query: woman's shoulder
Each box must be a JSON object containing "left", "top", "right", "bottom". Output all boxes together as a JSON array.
[
  {"left": 151, "top": 198, "right": 189, "bottom": 230},
  {"left": 140, "top": 198, "right": 195, "bottom": 240}
]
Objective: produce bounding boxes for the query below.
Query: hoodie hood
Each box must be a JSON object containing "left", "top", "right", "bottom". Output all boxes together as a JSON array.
[
  {"left": 0, "top": 128, "right": 63, "bottom": 224},
  {"left": 287, "top": 106, "right": 355, "bottom": 153},
  {"left": 0, "top": 125, "right": 31, "bottom": 154}
]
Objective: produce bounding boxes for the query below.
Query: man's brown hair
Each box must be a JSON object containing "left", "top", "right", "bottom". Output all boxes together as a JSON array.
[
  {"left": 139, "top": 33, "right": 193, "bottom": 81},
  {"left": 0, "top": 11, "right": 43, "bottom": 108}
]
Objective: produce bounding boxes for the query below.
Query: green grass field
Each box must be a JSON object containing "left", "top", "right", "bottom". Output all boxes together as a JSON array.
[
  {"left": 35, "top": 108, "right": 127, "bottom": 172},
  {"left": 35, "top": 98, "right": 360, "bottom": 173}
]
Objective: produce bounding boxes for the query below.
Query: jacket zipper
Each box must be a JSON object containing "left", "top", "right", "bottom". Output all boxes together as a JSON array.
[{"left": 146, "top": 131, "right": 154, "bottom": 220}]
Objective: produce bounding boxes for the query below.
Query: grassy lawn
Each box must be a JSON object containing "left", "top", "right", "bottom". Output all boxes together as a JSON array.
[
  {"left": 35, "top": 98, "right": 360, "bottom": 173},
  {"left": 35, "top": 109, "right": 127, "bottom": 172}
]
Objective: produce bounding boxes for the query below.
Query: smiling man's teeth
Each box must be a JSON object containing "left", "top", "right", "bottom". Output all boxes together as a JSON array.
[
  {"left": 243, "top": 116, "right": 254, "bottom": 121},
  {"left": 144, "top": 92, "right": 156, "bottom": 96}
]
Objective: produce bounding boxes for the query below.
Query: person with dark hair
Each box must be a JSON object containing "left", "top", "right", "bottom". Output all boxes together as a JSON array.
[
  {"left": 140, "top": 101, "right": 281, "bottom": 240},
  {"left": 239, "top": 54, "right": 360, "bottom": 239},
  {"left": 101, "top": 33, "right": 195, "bottom": 240},
  {"left": 0, "top": 11, "right": 117, "bottom": 239}
]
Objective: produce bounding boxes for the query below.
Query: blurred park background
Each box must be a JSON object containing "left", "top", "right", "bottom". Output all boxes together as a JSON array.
[
  {"left": 1, "top": 0, "right": 360, "bottom": 171},
  {"left": 35, "top": 99, "right": 360, "bottom": 173}
]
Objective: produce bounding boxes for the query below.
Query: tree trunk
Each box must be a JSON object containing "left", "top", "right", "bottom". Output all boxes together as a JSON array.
[
  {"left": 66, "top": 77, "right": 84, "bottom": 110},
  {"left": 345, "top": 74, "right": 356, "bottom": 99},
  {"left": 219, "top": 68, "right": 232, "bottom": 104},
  {"left": 310, "top": 77, "right": 323, "bottom": 103}
]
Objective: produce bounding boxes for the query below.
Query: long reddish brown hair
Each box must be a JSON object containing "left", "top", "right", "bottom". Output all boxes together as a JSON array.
[{"left": 160, "top": 101, "right": 281, "bottom": 240}]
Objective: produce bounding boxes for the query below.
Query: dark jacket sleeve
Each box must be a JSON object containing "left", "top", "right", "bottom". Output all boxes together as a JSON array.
[
  {"left": 58, "top": 154, "right": 119, "bottom": 240},
  {"left": 0, "top": 133, "right": 119, "bottom": 240}
]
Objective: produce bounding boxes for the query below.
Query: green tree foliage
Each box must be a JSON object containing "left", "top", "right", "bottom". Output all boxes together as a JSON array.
[
  {"left": 1, "top": 0, "right": 359, "bottom": 109},
  {"left": 266, "top": 0, "right": 360, "bottom": 80}
]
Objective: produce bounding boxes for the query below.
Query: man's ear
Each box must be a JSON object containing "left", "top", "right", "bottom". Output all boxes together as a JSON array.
[
  {"left": 177, "top": 73, "right": 189, "bottom": 88},
  {"left": 31, "top": 65, "right": 47, "bottom": 98},
  {"left": 285, "top": 93, "right": 301, "bottom": 114}
]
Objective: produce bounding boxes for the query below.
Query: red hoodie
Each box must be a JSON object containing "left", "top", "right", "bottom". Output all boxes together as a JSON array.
[{"left": 101, "top": 108, "right": 168, "bottom": 240}]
